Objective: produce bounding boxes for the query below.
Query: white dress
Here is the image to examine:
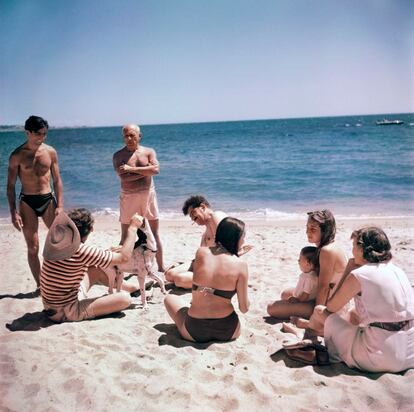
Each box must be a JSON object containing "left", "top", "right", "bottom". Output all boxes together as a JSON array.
[
  {"left": 324, "top": 261, "right": 414, "bottom": 372},
  {"left": 293, "top": 271, "right": 318, "bottom": 300}
]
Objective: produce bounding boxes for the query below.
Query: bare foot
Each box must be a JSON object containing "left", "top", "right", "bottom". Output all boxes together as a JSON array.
[
  {"left": 281, "top": 322, "right": 300, "bottom": 336},
  {"left": 290, "top": 316, "right": 310, "bottom": 329}
]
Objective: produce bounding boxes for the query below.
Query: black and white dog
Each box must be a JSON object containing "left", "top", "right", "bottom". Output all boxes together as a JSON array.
[{"left": 105, "top": 217, "right": 166, "bottom": 309}]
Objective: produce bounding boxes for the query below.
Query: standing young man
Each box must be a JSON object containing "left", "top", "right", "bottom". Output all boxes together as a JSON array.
[
  {"left": 112, "top": 123, "right": 164, "bottom": 271},
  {"left": 7, "top": 115, "right": 64, "bottom": 291}
]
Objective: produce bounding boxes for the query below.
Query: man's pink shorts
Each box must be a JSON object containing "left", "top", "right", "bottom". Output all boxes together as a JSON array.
[{"left": 119, "top": 188, "right": 159, "bottom": 224}]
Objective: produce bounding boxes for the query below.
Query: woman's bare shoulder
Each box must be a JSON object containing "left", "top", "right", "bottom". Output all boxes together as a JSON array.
[
  {"left": 321, "top": 242, "right": 342, "bottom": 253},
  {"left": 320, "top": 243, "right": 346, "bottom": 263},
  {"left": 196, "top": 246, "right": 210, "bottom": 257}
]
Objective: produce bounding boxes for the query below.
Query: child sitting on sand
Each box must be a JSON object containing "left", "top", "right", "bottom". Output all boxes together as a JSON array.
[
  {"left": 279, "top": 246, "right": 318, "bottom": 335},
  {"left": 283, "top": 246, "right": 318, "bottom": 303}
]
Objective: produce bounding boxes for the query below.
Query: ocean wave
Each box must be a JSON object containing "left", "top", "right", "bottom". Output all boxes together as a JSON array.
[
  {"left": 92, "top": 207, "right": 120, "bottom": 218},
  {"left": 89, "top": 207, "right": 414, "bottom": 222},
  {"left": 90, "top": 207, "right": 304, "bottom": 221},
  {"left": 1, "top": 208, "right": 413, "bottom": 226}
]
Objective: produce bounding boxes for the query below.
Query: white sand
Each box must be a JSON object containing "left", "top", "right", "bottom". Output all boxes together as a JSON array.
[{"left": 1, "top": 215, "right": 414, "bottom": 411}]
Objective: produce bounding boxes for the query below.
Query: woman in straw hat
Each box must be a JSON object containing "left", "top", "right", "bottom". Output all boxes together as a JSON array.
[{"left": 40, "top": 208, "right": 142, "bottom": 323}]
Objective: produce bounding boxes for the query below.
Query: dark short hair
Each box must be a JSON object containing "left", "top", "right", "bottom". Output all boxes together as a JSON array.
[
  {"left": 182, "top": 195, "right": 210, "bottom": 215},
  {"left": 215, "top": 217, "right": 245, "bottom": 256},
  {"left": 68, "top": 208, "right": 94, "bottom": 239},
  {"left": 307, "top": 209, "right": 336, "bottom": 248},
  {"left": 24, "top": 115, "right": 49, "bottom": 132},
  {"left": 351, "top": 227, "right": 392, "bottom": 263},
  {"left": 300, "top": 246, "right": 319, "bottom": 271}
]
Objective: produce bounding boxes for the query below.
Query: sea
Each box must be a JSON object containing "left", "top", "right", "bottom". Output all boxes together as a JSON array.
[{"left": 1, "top": 113, "right": 413, "bottom": 222}]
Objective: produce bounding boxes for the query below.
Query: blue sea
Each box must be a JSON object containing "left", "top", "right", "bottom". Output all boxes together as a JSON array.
[{"left": 1, "top": 114, "right": 413, "bottom": 221}]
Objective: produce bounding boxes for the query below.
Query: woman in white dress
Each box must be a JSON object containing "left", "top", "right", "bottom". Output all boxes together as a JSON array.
[{"left": 306, "top": 226, "right": 414, "bottom": 372}]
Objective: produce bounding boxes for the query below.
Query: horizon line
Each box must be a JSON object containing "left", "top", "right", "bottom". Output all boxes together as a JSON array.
[{"left": 1, "top": 111, "right": 412, "bottom": 129}]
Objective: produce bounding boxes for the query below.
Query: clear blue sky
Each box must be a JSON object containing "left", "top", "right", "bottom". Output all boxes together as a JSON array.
[{"left": 1, "top": 0, "right": 412, "bottom": 126}]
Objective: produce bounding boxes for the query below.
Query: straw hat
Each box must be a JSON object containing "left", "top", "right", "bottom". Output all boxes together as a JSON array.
[{"left": 43, "top": 212, "right": 81, "bottom": 261}]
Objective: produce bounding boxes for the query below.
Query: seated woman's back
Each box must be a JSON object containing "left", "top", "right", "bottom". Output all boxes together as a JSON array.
[
  {"left": 189, "top": 245, "right": 247, "bottom": 318},
  {"left": 164, "top": 216, "right": 250, "bottom": 343},
  {"left": 319, "top": 242, "right": 348, "bottom": 296}
]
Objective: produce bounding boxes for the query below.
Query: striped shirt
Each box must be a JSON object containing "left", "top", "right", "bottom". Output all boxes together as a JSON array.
[{"left": 40, "top": 243, "right": 113, "bottom": 306}]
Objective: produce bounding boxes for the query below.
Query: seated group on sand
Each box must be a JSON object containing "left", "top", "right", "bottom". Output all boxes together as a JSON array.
[
  {"left": 267, "top": 210, "right": 414, "bottom": 373},
  {"left": 41, "top": 204, "right": 414, "bottom": 373},
  {"left": 7, "top": 116, "right": 414, "bottom": 374}
]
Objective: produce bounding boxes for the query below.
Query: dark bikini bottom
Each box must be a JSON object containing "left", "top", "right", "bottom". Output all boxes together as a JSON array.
[
  {"left": 20, "top": 193, "right": 56, "bottom": 216},
  {"left": 184, "top": 311, "right": 239, "bottom": 343}
]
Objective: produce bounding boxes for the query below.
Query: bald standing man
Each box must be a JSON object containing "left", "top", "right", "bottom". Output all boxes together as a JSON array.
[{"left": 112, "top": 124, "right": 164, "bottom": 271}]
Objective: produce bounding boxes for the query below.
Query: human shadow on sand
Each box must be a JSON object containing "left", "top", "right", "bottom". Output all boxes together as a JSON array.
[
  {"left": 263, "top": 316, "right": 286, "bottom": 326},
  {"left": 154, "top": 322, "right": 228, "bottom": 350},
  {"left": 6, "top": 310, "right": 125, "bottom": 332},
  {"left": 270, "top": 349, "right": 391, "bottom": 380},
  {"left": 0, "top": 289, "right": 41, "bottom": 300},
  {"left": 164, "top": 285, "right": 191, "bottom": 296},
  {"left": 6, "top": 310, "right": 56, "bottom": 331}
]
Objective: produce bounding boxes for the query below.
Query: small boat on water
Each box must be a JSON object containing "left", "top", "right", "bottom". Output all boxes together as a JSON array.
[{"left": 376, "top": 119, "right": 404, "bottom": 126}]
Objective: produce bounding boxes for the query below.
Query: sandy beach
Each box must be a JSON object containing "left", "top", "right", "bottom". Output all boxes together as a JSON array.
[{"left": 1, "top": 214, "right": 413, "bottom": 411}]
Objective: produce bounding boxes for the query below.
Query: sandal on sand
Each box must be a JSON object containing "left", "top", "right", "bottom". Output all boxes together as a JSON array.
[
  {"left": 286, "top": 347, "right": 317, "bottom": 365},
  {"left": 285, "top": 344, "right": 330, "bottom": 366}
]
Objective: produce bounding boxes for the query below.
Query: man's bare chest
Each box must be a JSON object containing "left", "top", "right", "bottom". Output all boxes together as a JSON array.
[
  {"left": 122, "top": 151, "right": 149, "bottom": 166},
  {"left": 20, "top": 151, "right": 52, "bottom": 177}
]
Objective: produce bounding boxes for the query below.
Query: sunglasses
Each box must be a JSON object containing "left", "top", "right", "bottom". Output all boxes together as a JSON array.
[{"left": 307, "top": 210, "right": 330, "bottom": 222}]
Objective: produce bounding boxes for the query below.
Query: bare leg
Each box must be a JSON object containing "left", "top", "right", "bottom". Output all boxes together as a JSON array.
[
  {"left": 164, "top": 263, "right": 186, "bottom": 282},
  {"left": 120, "top": 278, "right": 140, "bottom": 293},
  {"left": 82, "top": 267, "right": 131, "bottom": 316},
  {"left": 281, "top": 322, "right": 300, "bottom": 336},
  {"left": 83, "top": 267, "right": 109, "bottom": 291},
  {"left": 164, "top": 261, "right": 193, "bottom": 289},
  {"left": 307, "top": 305, "right": 330, "bottom": 337},
  {"left": 88, "top": 266, "right": 139, "bottom": 294},
  {"left": 281, "top": 288, "right": 295, "bottom": 301},
  {"left": 41, "top": 200, "right": 57, "bottom": 228},
  {"left": 88, "top": 291, "right": 131, "bottom": 317},
  {"left": 20, "top": 202, "right": 40, "bottom": 288},
  {"left": 290, "top": 316, "right": 311, "bottom": 329},
  {"left": 164, "top": 294, "right": 194, "bottom": 341},
  {"left": 231, "top": 321, "right": 241, "bottom": 340},
  {"left": 266, "top": 299, "right": 314, "bottom": 320},
  {"left": 148, "top": 219, "right": 164, "bottom": 272},
  {"left": 120, "top": 223, "right": 129, "bottom": 245}
]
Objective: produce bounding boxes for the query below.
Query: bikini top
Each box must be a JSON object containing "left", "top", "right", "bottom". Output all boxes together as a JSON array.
[{"left": 192, "top": 284, "right": 236, "bottom": 300}]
